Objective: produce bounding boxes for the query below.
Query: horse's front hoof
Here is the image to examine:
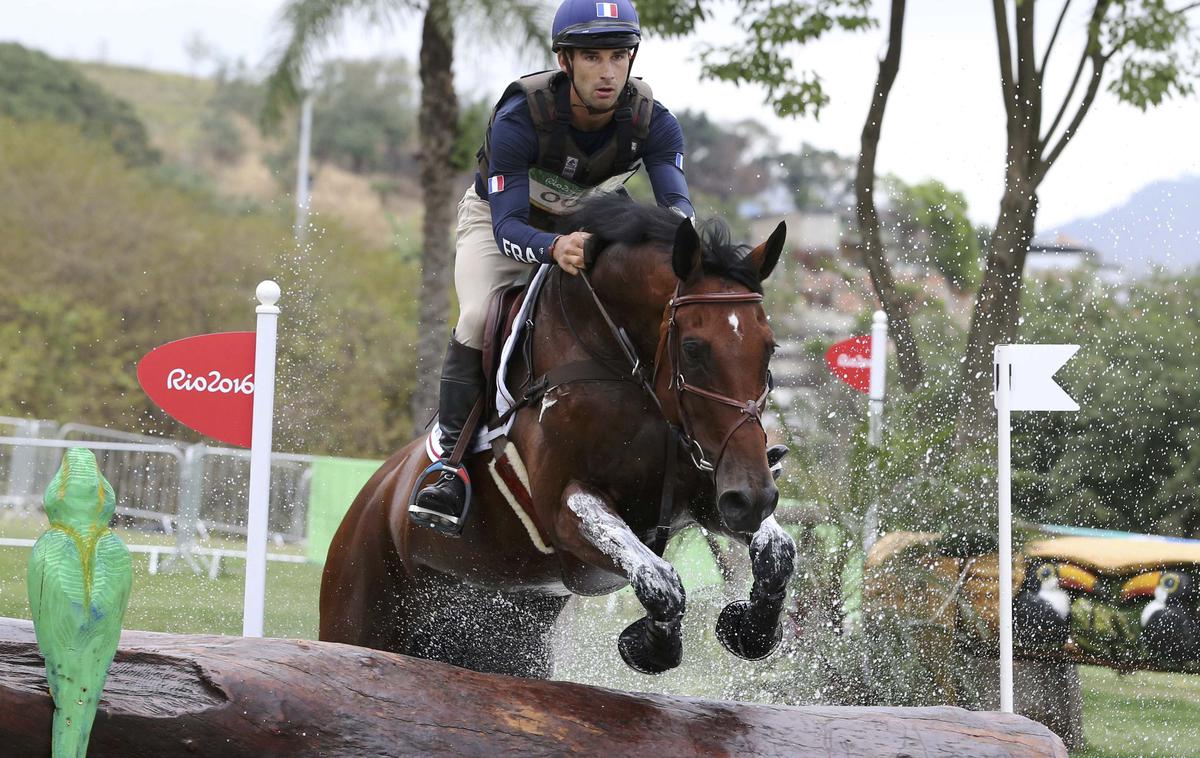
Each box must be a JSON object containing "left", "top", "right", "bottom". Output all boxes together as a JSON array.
[
  {"left": 618, "top": 616, "right": 682, "bottom": 675},
  {"left": 716, "top": 600, "right": 782, "bottom": 661}
]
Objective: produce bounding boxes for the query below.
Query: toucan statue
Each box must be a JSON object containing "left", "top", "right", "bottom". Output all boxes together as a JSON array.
[
  {"left": 1014, "top": 560, "right": 1096, "bottom": 652},
  {"left": 27, "top": 449, "right": 132, "bottom": 758},
  {"left": 1121, "top": 570, "right": 1199, "bottom": 663}
]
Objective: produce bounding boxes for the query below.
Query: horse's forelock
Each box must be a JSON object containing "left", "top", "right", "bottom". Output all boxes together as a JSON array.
[
  {"left": 694, "top": 219, "right": 763, "bottom": 294},
  {"left": 563, "top": 196, "right": 764, "bottom": 293}
]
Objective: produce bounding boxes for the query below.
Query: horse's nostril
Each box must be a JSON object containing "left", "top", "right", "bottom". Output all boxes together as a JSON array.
[
  {"left": 718, "top": 489, "right": 752, "bottom": 515},
  {"left": 718, "top": 485, "right": 779, "bottom": 533},
  {"left": 717, "top": 489, "right": 760, "bottom": 533}
]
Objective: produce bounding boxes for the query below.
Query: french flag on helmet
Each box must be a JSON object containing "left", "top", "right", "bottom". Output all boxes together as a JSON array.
[{"left": 552, "top": 0, "right": 641, "bottom": 50}]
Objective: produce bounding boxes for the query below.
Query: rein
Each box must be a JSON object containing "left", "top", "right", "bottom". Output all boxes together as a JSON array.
[{"left": 572, "top": 269, "right": 772, "bottom": 554}]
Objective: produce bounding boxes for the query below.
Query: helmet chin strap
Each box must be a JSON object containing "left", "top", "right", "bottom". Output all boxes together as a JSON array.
[{"left": 563, "top": 48, "right": 637, "bottom": 117}]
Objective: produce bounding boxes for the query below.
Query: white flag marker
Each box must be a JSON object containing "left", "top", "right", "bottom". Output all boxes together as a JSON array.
[
  {"left": 993, "top": 344, "right": 1079, "bottom": 713},
  {"left": 1005, "top": 344, "right": 1080, "bottom": 412}
]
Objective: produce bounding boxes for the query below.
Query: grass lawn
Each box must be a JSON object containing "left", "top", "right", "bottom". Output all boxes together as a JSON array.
[
  {"left": 3, "top": 518, "right": 1199, "bottom": 755},
  {"left": 1, "top": 516, "right": 321, "bottom": 638},
  {"left": 1074, "top": 666, "right": 1200, "bottom": 758}
]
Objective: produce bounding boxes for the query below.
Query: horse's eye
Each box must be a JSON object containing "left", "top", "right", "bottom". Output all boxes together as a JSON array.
[{"left": 681, "top": 338, "right": 708, "bottom": 365}]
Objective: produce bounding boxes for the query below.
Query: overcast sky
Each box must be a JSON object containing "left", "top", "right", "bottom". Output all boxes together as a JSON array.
[{"left": 6, "top": 0, "right": 1199, "bottom": 228}]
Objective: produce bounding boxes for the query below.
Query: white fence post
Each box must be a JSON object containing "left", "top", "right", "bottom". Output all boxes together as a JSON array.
[
  {"left": 243, "top": 281, "right": 281, "bottom": 638},
  {"left": 862, "top": 310, "right": 888, "bottom": 552},
  {"left": 994, "top": 346, "right": 1015, "bottom": 713}
]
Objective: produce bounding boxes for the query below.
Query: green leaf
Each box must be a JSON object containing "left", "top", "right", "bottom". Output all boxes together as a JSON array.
[{"left": 640, "top": 0, "right": 875, "bottom": 118}]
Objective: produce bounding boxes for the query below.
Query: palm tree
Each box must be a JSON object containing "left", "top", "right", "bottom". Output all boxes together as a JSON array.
[{"left": 262, "top": 0, "right": 543, "bottom": 438}]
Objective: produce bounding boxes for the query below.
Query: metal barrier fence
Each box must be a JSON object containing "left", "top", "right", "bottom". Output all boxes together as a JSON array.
[
  {"left": 0, "top": 420, "right": 318, "bottom": 575},
  {"left": 61, "top": 423, "right": 185, "bottom": 523},
  {"left": 183, "top": 446, "right": 314, "bottom": 542},
  {"left": 0, "top": 537, "right": 307, "bottom": 579},
  {"left": 0, "top": 417, "right": 59, "bottom": 512},
  {"left": 0, "top": 437, "right": 185, "bottom": 531}
]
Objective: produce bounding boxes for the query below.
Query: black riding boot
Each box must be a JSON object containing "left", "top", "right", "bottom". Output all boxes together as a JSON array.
[{"left": 410, "top": 339, "right": 485, "bottom": 535}]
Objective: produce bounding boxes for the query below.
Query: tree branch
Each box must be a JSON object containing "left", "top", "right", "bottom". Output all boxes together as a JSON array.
[
  {"left": 1015, "top": 2, "right": 1040, "bottom": 152},
  {"left": 855, "top": 0, "right": 925, "bottom": 391},
  {"left": 1039, "top": 0, "right": 1110, "bottom": 154},
  {"left": 1039, "top": 0, "right": 1074, "bottom": 82},
  {"left": 1037, "top": 49, "right": 1108, "bottom": 182},
  {"left": 1039, "top": 36, "right": 1089, "bottom": 153},
  {"left": 992, "top": 0, "right": 1018, "bottom": 121}
]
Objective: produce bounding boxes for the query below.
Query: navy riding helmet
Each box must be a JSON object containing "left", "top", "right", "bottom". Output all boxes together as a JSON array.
[{"left": 551, "top": 0, "right": 642, "bottom": 51}]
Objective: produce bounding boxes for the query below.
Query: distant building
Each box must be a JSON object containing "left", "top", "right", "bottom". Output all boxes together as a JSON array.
[
  {"left": 1026, "top": 234, "right": 1125, "bottom": 285},
  {"left": 747, "top": 210, "right": 842, "bottom": 256},
  {"left": 1026, "top": 240, "right": 1096, "bottom": 272}
]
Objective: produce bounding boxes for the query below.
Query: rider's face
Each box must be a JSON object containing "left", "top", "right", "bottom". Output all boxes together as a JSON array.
[{"left": 559, "top": 48, "right": 632, "bottom": 110}]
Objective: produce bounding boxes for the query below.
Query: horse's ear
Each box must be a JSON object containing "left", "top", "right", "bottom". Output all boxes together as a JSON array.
[
  {"left": 672, "top": 218, "right": 701, "bottom": 281},
  {"left": 750, "top": 221, "right": 787, "bottom": 280}
]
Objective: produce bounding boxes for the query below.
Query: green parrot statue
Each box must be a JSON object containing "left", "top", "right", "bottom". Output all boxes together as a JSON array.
[{"left": 27, "top": 448, "right": 132, "bottom": 758}]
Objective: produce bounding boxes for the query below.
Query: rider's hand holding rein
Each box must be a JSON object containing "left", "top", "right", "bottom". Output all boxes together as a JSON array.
[{"left": 552, "top": 231, "right": 591, "bottom": 275}]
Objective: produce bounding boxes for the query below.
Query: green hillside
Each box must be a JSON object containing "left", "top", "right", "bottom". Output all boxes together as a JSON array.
[
  {"left": 75, "top": 60, "right": 423, "bottom": 249},
  {"left": 0, "top": 47, "right": 425, "bottom": 456},
  {"left": 78, "top": 62, "right": 215, "bottom": 159}
]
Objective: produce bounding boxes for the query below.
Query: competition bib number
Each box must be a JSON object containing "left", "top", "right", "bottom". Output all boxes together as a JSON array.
[{"left": 528, "top": 166, "right": 639, "bottom": 216}]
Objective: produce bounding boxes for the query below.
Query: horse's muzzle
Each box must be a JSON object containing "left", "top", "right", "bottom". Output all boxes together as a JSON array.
[{"left": 717, "top": 484, "right": 779, "bottom": 534}]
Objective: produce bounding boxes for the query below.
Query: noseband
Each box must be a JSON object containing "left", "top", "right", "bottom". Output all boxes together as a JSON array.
[{"left": 653, "top": 287, "right": 771, "bottom": 473}]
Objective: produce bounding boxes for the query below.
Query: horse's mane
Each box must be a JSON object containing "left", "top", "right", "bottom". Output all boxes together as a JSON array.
[{"left": 560, "top": 195, "right": 764, "bottom": 294}]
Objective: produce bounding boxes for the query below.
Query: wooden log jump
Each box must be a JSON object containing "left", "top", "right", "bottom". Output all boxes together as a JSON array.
[{"left": 0, "top": 617, "right": 1066, "bottom": 757}]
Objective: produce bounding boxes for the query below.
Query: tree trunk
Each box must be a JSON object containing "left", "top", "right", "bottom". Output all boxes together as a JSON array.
[
  {"left": 854, "top": 0, "right": 925, "bottom": 393},
  {"left": 0, "top": 618, "right": 1068, "bottom": 757},
  {"left": 410, "top": 0, "right": 459, "bottom": 437},
  {"left": 954, "top": 177, "right": 1038, "bottom": 444},
  {"left": 954, "top": 1, "right": 1044, "bottom": 446}
]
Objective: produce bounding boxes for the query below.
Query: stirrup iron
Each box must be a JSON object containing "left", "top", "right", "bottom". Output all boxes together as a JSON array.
[{"left": 408, "top": 460, "right": 474, "bottom": 536}]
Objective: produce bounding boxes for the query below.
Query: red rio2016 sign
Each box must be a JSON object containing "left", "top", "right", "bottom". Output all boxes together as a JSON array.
[
  {"left": 137, "top": 332, "right": 256, "bottom": 448},
  {"left": 824, "top": 335, "right": 873, "bottom": 394}
]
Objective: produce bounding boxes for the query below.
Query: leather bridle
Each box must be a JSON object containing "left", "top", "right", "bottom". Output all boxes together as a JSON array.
[
  {"left": 652, "top": 286, "right": 772, "bottom": 474},
  {"left": 553, "top": 269, "right": 773, "bottom": 554},
  {"left": 574, "top": 272, "right": 773, "bottom": 476}
]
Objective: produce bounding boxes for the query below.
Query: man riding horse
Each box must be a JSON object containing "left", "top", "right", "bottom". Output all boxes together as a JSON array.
[{"left": 409, "top": 0, "right": 696, "bottom": 535}]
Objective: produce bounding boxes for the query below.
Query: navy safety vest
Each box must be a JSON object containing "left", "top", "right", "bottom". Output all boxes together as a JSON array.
[{"left": 476, "top": 70, "right": 655, "bottom": 230}]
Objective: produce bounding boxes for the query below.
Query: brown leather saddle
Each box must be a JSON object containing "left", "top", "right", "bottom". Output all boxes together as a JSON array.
[
  {"left": 408, "top": 280, "right": 535, "bottom": 532},
  {"left": 480, "top": 282, "right": 530, "bottom": 423}
]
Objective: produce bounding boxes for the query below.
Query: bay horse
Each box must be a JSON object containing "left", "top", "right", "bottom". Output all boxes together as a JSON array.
[{"left": 320, "top": 196, "right": 796, "bottom": 678}]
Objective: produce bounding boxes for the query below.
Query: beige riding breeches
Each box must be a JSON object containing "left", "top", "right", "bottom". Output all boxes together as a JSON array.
[{"left": 452, "top": 185, "right": 541, "bottom": 349}]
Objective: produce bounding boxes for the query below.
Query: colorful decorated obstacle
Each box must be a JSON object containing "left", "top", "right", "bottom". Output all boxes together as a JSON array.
[
  {"left": 27, "top": 449, "right": 131, "bottom": 758},
  {"left": 865, "top": 529, "right": 1200, "bottom": 748},
  {"left": 1025, "top": 534, "right": 1200, "bottom": 668},
  {"left": 866, "top": 530, "right": 1200, "bottom": 673},
  {"left": 0, "top": 617, "right": 1066, "bottom": 757}
]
